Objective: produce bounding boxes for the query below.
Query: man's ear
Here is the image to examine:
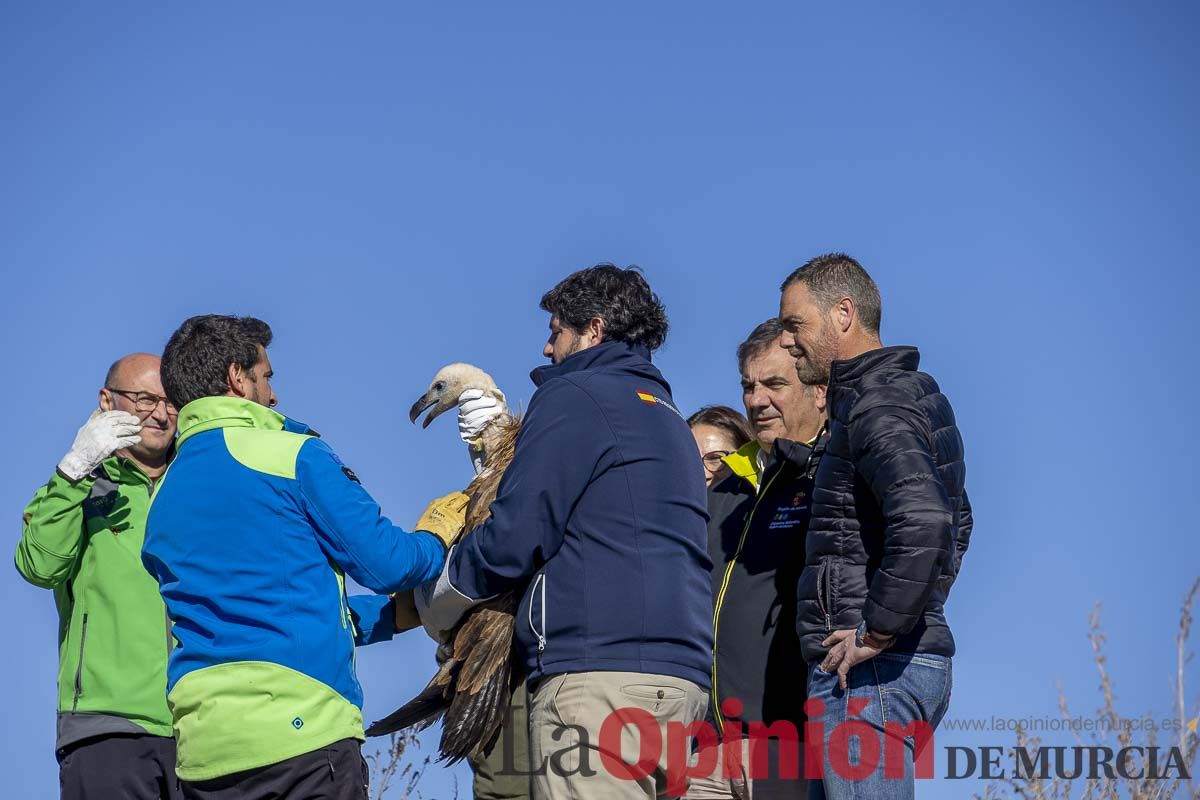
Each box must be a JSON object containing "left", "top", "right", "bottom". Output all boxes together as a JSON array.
[
  {"left": 587, "top": 316, "right": 606, "bottom": 344},
  {"left": 98, "top": 388, "right": 114, "bottom": 412},
  {"left": 227, "top": 362, "right": 247, "bottom": 398},
  {"left": 833, "top": 297, "right": 856, "bottom": 334},
  {"left": 812, "top": 384, "right": 828, "bottom": 415}
]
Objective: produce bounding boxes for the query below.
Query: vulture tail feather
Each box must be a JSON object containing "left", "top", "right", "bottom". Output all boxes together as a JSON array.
[
  {"left": 441, "top": 660, "right": 511, "bottom": 762},
  {"left": 365, "top": 664, "right": 456, "bottom": 737}
]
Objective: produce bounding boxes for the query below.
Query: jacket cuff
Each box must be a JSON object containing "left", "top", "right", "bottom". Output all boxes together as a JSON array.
[
  {"left": 861, "top": 598, "right": 917, "bottom": 639},
  {"left": 53, "top": 465, "right": 97, "bottom": 488},
  {"left": 348, "top": 594, "right": 397, "bottom": 647},
  {"left": 414, "top": 546, "right": 482, "bottom": 641}
]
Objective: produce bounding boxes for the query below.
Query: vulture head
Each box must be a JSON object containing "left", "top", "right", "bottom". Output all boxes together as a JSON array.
[{"left": 408, "top": 363, "right": 509, "bottom": 429}]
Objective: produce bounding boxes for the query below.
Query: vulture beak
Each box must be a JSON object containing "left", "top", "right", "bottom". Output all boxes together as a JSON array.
[{"left": 408, "top": 384, "right": 455, "bottom": 428}]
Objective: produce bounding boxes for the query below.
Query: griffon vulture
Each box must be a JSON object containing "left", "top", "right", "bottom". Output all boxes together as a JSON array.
[{"left": 365, "top": 363, "right": 523, "bottom": 765}]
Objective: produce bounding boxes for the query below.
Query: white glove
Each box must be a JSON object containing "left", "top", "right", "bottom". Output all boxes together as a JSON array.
[
  {"left": 57, "top": 410, "right": 143, "bottom": 481},
  {"left": 457, "top": 389, "right": 505, "bottom": 444}
]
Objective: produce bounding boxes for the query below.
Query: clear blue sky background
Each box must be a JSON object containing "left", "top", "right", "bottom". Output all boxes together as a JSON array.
[{"left": 2, "top": 3, "right": 1197, "bottom": 797}]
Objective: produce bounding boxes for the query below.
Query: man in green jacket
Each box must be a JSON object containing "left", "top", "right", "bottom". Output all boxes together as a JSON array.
[{"left": 17, "top": 352, "right": 181, "bottom": 800}]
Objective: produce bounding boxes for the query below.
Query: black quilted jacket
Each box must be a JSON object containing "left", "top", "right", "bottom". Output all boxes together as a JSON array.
[{"left": 797, "top": 345, "right": 972, "bottom": 663}]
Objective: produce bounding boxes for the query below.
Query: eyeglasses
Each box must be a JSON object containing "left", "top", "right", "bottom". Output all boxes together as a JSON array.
[
  {"left": 701, "top": 450, "right": 732, "bottom": 470},
  {"left": 107, "top": 387, "right": 179, "bottom": 417}
]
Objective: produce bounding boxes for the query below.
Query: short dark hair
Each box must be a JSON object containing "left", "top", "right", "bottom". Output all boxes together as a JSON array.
[
  {"left": 736, "top": 318, "right": 784, "bottom": 375},
  {"left": 780, "top": 253, "right": 882, "bottom": 334},
  {"left": 161, "top": 315, "right": 273, "bottom": 409},
  {"left": 686, "top": 405, "right": 754, "bottom": 451},
  {"left": 539, "top": 264, "right": 669, "bottom": 352}
]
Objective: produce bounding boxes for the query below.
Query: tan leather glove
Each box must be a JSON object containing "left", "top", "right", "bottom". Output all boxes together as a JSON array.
[
  {"left": 391, "top": 590, "right": 421, "bottom": 633},
  {"left": 414, "top": 492, "right": 469, "bottom": 549}
]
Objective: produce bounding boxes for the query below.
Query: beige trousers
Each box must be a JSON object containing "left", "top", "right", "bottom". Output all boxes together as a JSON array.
[
  {"left": 529, "top": 671, "right": 708, "bottom": 799},
  {"left": 684, "top": 738, "right": 751, "bottom": 800}
]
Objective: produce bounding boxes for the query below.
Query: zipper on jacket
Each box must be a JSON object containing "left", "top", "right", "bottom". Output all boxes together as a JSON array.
[
  {"left": 815, "top": 559, "right": 832, "bottom": 632},
  {"left": 72, "top": 612, "right": 89, "bottom": 711},
  {"left": 528, "top": 573, "right": 547, "bottom": 660},
  {"left": 329, "top": 564, "right": 349, "bottom": 630},
  {"left": 165, "top": 610, "right": 174, "bottom": 659},
  {"left": 711, "top": 466, "right": 785, "bottom": 730}
]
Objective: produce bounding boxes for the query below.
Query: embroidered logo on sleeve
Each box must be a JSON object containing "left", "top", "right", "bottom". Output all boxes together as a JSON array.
[
  {"left": 636, "top": 389, "right": 683, "bottom": 419},
  {"left": 341, "top": 466, "right": 361, "bottom": 484}
]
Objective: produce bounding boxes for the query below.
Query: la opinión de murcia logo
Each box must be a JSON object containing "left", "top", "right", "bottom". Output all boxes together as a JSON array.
[{"left": 483, "top": 697, "right": 1191, "bottom": 790}]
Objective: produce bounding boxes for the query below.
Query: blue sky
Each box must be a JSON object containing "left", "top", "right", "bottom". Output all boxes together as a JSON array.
[{"left": 2, "top": 2, "right": 1197, "bottom": 797}]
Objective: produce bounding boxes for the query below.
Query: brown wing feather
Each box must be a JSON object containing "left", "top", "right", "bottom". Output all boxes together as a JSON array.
[
  {"left": 460, "top": 416, "right": 521, "bottom": 532},
  {"left": 454, "top": 602, "right": 516, "bottom": 694}
]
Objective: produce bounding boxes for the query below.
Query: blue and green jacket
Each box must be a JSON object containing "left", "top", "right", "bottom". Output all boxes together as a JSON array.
[{"left": 142, "top": 396, "right": 446, "bottom": 781}]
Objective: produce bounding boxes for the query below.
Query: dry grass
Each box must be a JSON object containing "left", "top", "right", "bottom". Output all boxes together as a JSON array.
[
  {"left": 977, "top": 578, "right": 1200, "bottom": 800},
  {"left": 366, "top": 728, "right": 458, "bottom": 800}
]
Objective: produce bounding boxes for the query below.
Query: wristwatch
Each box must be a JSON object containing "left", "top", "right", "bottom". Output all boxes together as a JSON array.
[{"left": 855, "top": 620, "right": 895, "bottom": 650}]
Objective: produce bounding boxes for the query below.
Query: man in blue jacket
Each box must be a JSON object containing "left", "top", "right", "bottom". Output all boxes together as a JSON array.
[
  {"left": 142, "top": 315, "right": 467, "bottom": 800},
  {"left": 420, "top": 265, "right": 714, "bottom": 799}
]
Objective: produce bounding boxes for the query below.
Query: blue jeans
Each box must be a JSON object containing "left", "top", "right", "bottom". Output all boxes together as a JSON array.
[{"left": 807, "top": 652, "right": 952, "bottom": 800}]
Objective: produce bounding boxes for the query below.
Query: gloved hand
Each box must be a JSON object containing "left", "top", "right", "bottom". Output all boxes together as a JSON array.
[
  {"left": 457, "top": 389, "right": 505, "bottom": 444},
  {"left": 58, "top": 410, "right": 143, "bottom": 481},
  {"left": 414, "top": 492, "right": 470, "bottom": 550}
]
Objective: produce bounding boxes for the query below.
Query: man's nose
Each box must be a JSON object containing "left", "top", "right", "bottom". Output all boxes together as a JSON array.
[{"left": 543, "top": 342, "right": 554, "bottom": 359}]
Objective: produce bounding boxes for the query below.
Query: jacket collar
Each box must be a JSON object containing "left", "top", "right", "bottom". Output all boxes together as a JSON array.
[
  {"left": 174, "top": 396, "right": 312, "bottom": 449},
  {"left": 720, "top": 434, "right": 819, "bottom": 494},
  {"left": 721, "top": 440, "right": 762, "bottom": 492},
  {"left": 773, "top": 437, "right": 815, "bottom": 469},
  {"left": 530, "top": 340, "right": 660, "bottom": 388},
  {"left": 96, "top": 441, "right": 177, "bottom": 485},
  {"left": 829, "top": 345, "right": 921, "bottom": 388},
  {"left": 98, "top": 455, "right": 153, "bottom": 486}
]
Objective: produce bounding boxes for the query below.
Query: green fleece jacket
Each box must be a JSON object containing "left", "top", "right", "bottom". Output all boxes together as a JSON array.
[{"left": 17, "top": 458, "right": 173, "bottom": 750}]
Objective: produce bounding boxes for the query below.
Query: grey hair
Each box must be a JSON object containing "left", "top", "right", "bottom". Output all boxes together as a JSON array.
[
  {"left": 780, "top": 252, "right": 882, "bottom": 335},
  {"left": 736, "top": 318, "right": 784, "bottom": 376}
]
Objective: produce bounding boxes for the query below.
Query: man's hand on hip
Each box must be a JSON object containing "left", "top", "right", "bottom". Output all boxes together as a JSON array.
[
  {"left": 58, "top": 410, "right": 143, "bottom": 481},
  {"left": 820, "top": 628, "right": 890, "bottom": 690}
]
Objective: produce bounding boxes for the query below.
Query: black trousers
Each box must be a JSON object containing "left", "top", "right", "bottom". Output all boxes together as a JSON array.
[
  {"left": 59, "top": 733, "right": 182, "bottom": 800},
  {"left": 180, "top": 738, "right": 367, "bottom": 800}
]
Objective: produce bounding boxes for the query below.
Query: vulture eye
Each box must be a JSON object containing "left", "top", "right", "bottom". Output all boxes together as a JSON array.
[{"left": 434, "top": 381, "right": 446, "bottom": 392}]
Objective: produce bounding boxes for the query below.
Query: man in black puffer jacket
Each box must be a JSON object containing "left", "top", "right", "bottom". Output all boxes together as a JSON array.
[{"left": 777, "top": 253, "right": 973, "bottom": 800}]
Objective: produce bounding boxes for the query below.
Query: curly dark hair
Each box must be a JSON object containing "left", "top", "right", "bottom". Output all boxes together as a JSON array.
[
  {"left": 160, "top": 315, "right": 273, "bottom": 409},
  {"left": 539, "top": 264, "right": 669, "bottom": 352},
  {"left": 686, "top": 405, "right": 754, "bottom": 450}
]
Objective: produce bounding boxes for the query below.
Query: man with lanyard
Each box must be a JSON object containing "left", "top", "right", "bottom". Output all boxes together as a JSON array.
[
  {"left": 688, "top": 319, "right": 826, "bottom": 800},
  {"left": 17, "top": 353, "right": 182, "bottom": 799}
]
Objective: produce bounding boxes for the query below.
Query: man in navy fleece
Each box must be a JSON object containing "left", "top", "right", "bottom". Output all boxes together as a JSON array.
[{"left": 420, "top": 264, "right": 714, "bottom": 799}]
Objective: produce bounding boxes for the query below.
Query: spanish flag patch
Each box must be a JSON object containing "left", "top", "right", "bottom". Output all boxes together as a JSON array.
[{"left": 635, "top": 389, "right": 683, "bottom": 419}]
